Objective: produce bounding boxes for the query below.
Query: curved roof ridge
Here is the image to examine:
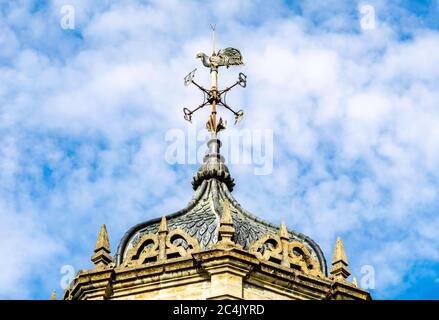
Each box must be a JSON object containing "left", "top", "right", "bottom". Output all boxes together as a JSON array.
[{"left": 115, "top": 179, "right": 209, "bottom": 265}]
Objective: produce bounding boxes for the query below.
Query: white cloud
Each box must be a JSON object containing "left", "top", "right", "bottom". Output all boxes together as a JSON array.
[
  {"left": 0, "top": 0, "right": 439, "bottom": 299},
  {"left": 0, "top": 201, "right": 63, "bottom": 299}
]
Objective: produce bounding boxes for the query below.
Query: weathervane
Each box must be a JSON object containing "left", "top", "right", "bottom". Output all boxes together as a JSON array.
[{"left": 183, "top": 26, "right": 246, "bottom": 136}]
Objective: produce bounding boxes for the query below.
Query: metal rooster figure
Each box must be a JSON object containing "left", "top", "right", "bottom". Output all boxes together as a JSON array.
[
  {"left": 183, "top": 26, "right": 246, "bottom": 136},
  {"left": 196, "top": 47, "right": 244, "bottom": 69}
]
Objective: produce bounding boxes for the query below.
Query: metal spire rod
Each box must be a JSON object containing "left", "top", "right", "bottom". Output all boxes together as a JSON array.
[
  {"left": 210, "top": 28, "right": 218, "bottom": 134},
  {"left": 210, "top": 24, "right": 216, "bottom": 55}
]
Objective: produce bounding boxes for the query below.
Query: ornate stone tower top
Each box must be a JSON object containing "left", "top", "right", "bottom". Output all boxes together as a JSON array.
[
  {"left": 62, "top": 31, "right": 371, "bottom": 300},
  {"left": 114, "top": 135, "right": 328, "bottom": 274}
]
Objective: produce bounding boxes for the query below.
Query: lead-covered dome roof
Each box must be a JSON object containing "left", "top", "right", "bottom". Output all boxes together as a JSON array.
[{"left": 115, "top": 138, "right": 327, "bottom": 275}]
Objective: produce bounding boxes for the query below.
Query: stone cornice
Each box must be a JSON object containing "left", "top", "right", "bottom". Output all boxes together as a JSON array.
[{"left": 64, "top": 246, "right": 370, "bottom": 300}]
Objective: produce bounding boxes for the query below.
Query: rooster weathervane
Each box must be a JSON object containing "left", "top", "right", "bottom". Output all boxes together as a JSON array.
[{"left": 183, "top": 25, "right": 246, "bottom": 135}]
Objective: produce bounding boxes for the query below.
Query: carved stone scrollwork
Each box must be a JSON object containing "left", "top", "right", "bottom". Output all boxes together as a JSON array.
[
  {"left": 249, "top": 223, "right": 323, "bottom": 277},
  {"left": 288, "top": 241, "right": 322, "bottom": 277},
  {"left": 165, "top": 228, "right": 200, "bottom": 259},
  {"left": 122, "top": 217, "right": 200, "bottom": 268},
  {"left": 249, "top": 234, "right": 283, "bottom": 262},
  {"left": 126, "top": 234, "right": 159, "bottom": 266}
]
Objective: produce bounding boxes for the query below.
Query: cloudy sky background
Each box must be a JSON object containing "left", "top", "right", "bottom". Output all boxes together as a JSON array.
[{"left": 1, "top": 0, "right": 439, "bottom": 299}]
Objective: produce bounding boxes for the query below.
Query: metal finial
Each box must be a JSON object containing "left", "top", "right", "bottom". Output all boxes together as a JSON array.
[{"left": 183, "top": 28, "right": 246, "bottom": 137}]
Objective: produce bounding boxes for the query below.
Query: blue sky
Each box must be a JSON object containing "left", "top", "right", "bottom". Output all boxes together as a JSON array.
[{"left": 0, "top": 0, "right": 439, "bottom": 299}]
